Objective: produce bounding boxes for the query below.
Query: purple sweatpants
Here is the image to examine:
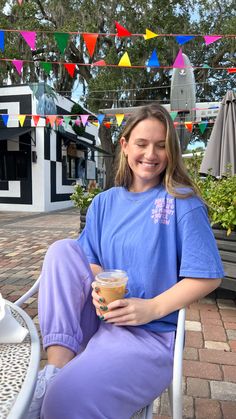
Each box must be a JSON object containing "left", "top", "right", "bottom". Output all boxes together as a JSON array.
[{"left": 39, "top": 239, "right": 175, "bottom": 419}]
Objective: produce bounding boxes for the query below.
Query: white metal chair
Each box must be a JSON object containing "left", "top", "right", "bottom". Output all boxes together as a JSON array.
[{"left": 15, "top": 277, "right": 186, "bottom": 419}]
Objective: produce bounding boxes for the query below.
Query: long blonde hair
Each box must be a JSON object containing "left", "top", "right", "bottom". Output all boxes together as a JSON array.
[{"left": 115, "top": 103, "right": 200, "bottom": 199}]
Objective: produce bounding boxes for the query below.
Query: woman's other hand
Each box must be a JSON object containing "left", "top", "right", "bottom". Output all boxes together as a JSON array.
[
  {"left": 101, "top": 297, "right": 157, "bottom": 326},
  {"left": 91, "top": 282, "right": 107, "bottom": 318}
]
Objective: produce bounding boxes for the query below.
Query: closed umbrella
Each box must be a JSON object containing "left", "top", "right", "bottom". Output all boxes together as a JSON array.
[{"left": 200, "top": 90, "right": 236, "bottom": 177}]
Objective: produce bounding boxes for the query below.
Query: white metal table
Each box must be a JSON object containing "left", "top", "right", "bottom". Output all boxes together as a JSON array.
[{"left": 0, "top": 300, "right": 40, "bottom": 419}]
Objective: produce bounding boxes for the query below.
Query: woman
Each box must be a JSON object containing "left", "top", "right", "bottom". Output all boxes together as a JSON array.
[{"left": 27, "top": 103, "right": 223, "bottom": 419}]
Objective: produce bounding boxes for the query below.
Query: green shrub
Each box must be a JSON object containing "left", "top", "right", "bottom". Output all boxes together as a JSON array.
[
  {"left": 70, "top": 184, "right": 102, "bottom": 211},
  {"left": 185, "top": 154, "right": 236, "bottom": 235}
]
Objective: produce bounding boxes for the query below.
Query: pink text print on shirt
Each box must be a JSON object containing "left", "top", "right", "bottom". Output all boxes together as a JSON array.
[{"left": 151, "top": 198, "right": 174, "bottom": 225}]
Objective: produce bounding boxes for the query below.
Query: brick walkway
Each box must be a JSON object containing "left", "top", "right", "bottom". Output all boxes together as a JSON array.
[{"left": 0, "top": 208, "right": 236, "bottom": 418}]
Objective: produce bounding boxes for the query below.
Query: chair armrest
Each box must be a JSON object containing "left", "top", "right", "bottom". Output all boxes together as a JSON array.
[{"left": 15, "top": 276, "right": 41, "bottom": 307}]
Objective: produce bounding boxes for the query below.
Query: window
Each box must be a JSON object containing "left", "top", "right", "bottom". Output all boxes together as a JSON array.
[{"left": 0, "top": 151, "right": 28, "bottom": 180}]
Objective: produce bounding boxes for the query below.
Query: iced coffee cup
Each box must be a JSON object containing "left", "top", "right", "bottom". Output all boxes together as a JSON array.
[{"left": 95, "top": 270, "right": 128, "bottom": 304}]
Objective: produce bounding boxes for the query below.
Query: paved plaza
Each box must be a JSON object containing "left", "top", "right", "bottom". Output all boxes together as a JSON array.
[{"left": 0, "top": 207, "right": 236, "bottom": 418}]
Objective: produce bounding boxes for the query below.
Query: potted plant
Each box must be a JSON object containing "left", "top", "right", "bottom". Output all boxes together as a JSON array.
[
  {"left": 70, "top": 184, "right": 102, "bottom": 232},
  {"left": 185, "top": 154, "right": 236, "bottom": 290}
]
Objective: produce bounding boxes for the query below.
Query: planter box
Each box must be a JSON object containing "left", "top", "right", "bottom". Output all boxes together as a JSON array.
[
  {"left": 213, "top": 228, "right": 236, "bottom": 291},
  {"left": 79, "top": 208, "right": 87, "bottom": 233}
]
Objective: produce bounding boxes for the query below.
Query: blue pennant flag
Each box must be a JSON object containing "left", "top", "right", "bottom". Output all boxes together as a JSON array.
[
  {"left": 0, "top": 31, "right": 4, "bottom": 52},
  {"left": 175, "top": 35, "right": 195, "bottom": 45},
  {"left": 147, "top": 50, "right": 160, "bottom": 67},
  {"left": 97, "top": 114, "right": 105, "bottom": 124},
  {"left": 1, "top": 114, "right": 9, "bottom": 126}
]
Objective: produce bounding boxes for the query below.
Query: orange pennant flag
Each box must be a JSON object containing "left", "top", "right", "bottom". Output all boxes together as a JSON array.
[
  {"left": 104, "top": 121, "right": 111, "bottom": 128},
  {"left": 64, "top": 63, "right": 76, "bottom": 77},
  {"left": 115, "top": 21, "right": 132, "bottom": 37},
  {"left": 83, "top": 33, "right": 98, "bottom": 57},
  {"left": 32, "top": 115, "right": 40, "bottom": 126},
  {"left": 185, "top": 122, "right": 193, "bottom": 132},
  {"left": 18, "top": 115, "right": 26, "bottom": 127},
  {"left": 46, "top": 115, "right": 56, "bottom": 127}
]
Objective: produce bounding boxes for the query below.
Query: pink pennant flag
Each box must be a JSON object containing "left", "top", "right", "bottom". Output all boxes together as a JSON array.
[
  {"left": 203, "top": 35, "right": 222, "bottom": 45},
  {"left": 20, "top": 31, "right": 36, "bottom": 50},
  {"left": 17, "top": 0, "right": 23, "bottom": 4},
  {"left": 91, "top": 60, "right": 106, "bottom": 67},
  {"left": 12, "top": 59, "right": 23, "bottom": 75},
  {"left": 80, "top": 114, "right": 89, "bottom": 126},
  {"left": 172, "top": 48, "right": 185, "bottom": 68}
]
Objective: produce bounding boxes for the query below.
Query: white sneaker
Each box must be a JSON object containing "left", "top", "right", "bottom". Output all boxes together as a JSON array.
[{"left": 26, "top": 364, "right": 60, "bottom": 419}]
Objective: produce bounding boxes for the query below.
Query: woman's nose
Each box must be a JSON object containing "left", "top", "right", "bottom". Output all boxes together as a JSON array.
[{"left": 144, "top": 146, "right": 156, "bottom": 158}]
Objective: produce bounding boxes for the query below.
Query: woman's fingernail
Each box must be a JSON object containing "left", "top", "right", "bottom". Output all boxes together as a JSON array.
[
  {"left": 100, "top": 305, "right": 108, "bottom": 311},
  {"left": 99, "top": 297, "right": 104, "bottom": 303},
  {"left": 99, "top": 315, "right": 104, "bottom": 320},
  {"left": 95, "top": 287, "right": 100, "bottom": 292}
]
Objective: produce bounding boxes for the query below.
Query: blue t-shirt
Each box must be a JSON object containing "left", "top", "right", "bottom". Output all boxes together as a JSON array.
[{"left": 78, "top": 186, "right": 224, "bottom": 333}]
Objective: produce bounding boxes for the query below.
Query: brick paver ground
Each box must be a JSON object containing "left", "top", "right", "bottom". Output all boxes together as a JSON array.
[{"left": 1, "top": 208, "right": 236, "bottom": 418}]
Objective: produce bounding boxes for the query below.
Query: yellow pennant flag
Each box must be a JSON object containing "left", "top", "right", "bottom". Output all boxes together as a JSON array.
[
  {"left": 92, "top": 121, "right": 99, "bottom": 127},
  {"left": 115, "top": 114, "right": 124, "bottom": 126},
  {"left": 144, "top": 29, "right": 158, "bottom": 40},
  {"left": 118, "top": 52, "right": 131, "bottom": 67},
  {"left": 18, "top": 115, "right": 26, "bottom": 127}
]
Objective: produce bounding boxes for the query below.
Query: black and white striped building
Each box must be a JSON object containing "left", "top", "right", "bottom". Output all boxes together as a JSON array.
[{"left": 0, "top": 83, "right": 106, "bottom": 212}]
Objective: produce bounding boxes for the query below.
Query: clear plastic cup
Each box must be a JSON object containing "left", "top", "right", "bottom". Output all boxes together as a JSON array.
[{"left": 95, "top": 270, "right": 128, "bottom": 304}]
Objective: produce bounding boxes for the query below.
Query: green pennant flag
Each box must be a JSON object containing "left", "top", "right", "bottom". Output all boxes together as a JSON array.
[
  {"left": 54, "top": 32, "right": 70, "bottom": 54},
  {"left": 170, "top": 111, "right": 178, "bottom": 121},
  {"left": 63, "top": 116, "right": 71, "bottom": 127},
  {"left": 203, "top": 64, "right": 210, "bottom": 68},
  {"left": 198, "top": 121, "right": 208, "bottom": 134},
  {"left": 40, "top": 62, "right": 52, "bottom": 74}
]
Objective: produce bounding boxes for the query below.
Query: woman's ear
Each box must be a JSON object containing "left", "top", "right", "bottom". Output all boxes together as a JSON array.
[{"left": 120, "top": 137, "right": 127, "bottom": 155}]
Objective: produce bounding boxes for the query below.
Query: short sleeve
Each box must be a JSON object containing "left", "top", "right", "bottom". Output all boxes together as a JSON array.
[
  {"left": 77, "top": 198, "right": 102, "bottom": 266},
  {"left": 177, "top": 205, "right": 225, "bottom": 279}
]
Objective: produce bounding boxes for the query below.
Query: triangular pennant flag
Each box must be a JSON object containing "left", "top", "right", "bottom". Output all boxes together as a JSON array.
[
  {"left": 83, "top": 33, "right": 98, "bottom": 57},
  {"left": 74, "top": 118, "right": 81, "bottom": 126},
  {"left": 175, "top": 35, "right": 195, "bottom": 45},
  {"left": 203, "top": 35, "right": 222, "bottom": 45},
  {"left": 46, "top": 115, "right": 56, "bottom": 127},
  {"left": 104, "top": 121, "right": 111, "bottom": 128},
  {"left": 12, "top": 59, "right": 23, "bottom": 75},
  {"left": 170, "top": 111, "right": 178, "bottom": 121},
  {"left": 1, "top": 114, "right": 9, "bottom": 126},
  {"left": 173, "top": 48, "right": 185, "bottom": 68},
  {"left": 97, "top": 114, "right": 105, "bottom": 124},
  {"left": 115, "top": 21, "right": 132, "bottom": 37},
  {"left": 40, "top": 62, "right": 53, "bottom": 74},
  {"left": 91, "top": 60, "right": 106, "bottom": 67},
  {"left": 32, "top": 115, "right": 40, "bottom": 126},
  {"left": 20, "top": 31, "right": 36, "bottom": 50},
  {"left": 0, "top": 31, "right": 4, "bottom": 52},
  {"left": 92, "top": 121, "right": 99, "bottom": 127},
  {"left": 147, "top": 50, "right": 160, "bottom": 67},
  {"left": 227, "top": 68, "right": 236, "bottom": 74},
  {"left": 185, "top": 122, "right": 193, "bottom": 133},
  {"left": 54, "top": 32, "right": 70, "bottom": 54},
  {"left": 18, "top": 115, "right": 26, "bottom": 127},
  {"left": 56, "top": 117, "right": 63, "bottom": 126},
  {"left": 18, "top": 0, "right": 23, "bottom": 4},
  {"left": 115, "top": 114, "right": 124, "bottom": 126},
  {"left": 63, "top": 116, "right": 71, "bottom": 127},
  {"left": 118, "top": 52, "right": 131, "bottom": 67},
  {"left": 64, "top": 63, "right": 76, "bottom": 77},
  {"left": 198, "top": 121, "right": 208, "bottom": 134},
  {"left": 144, "top": 29, "right": 158, "bottom": 40},
  {"left": 203, "top": 64, "right": 211, "bottom": 68},
  {"left": 173, "top": 121, "right": 178, "bottom": 128},
  {"left": 80, "top": 114, "right": 89, "bottom": 126}
]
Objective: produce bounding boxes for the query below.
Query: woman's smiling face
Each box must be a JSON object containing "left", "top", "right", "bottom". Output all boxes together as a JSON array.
[{"left": 120, "top": 117, "right": 168, "bottom": 192}]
